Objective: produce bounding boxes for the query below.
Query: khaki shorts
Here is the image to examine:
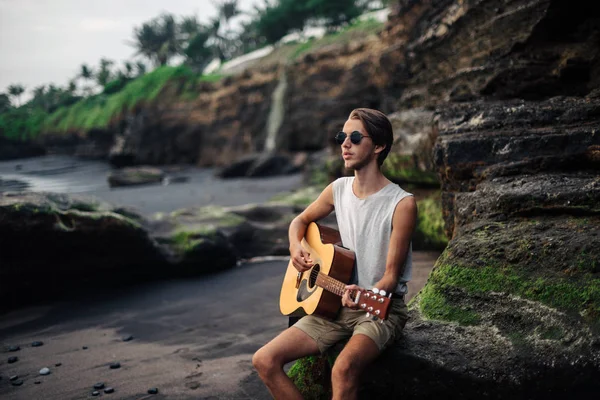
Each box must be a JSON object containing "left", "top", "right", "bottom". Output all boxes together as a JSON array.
[{"left": 293, "top": 299, "right": 409, "bottom": 353}]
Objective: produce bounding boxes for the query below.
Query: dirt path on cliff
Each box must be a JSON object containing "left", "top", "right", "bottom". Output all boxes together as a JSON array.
[{"left": 0, "top": 252, "right": 439, "bottom": 400}]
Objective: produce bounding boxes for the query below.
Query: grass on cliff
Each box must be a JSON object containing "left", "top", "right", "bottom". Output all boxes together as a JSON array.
[
  {"left": 2, "top": 66, "right": 222, "bottom": 140},
  {"left": 255, "top": 17, "right": 384, "bottom": 67}
]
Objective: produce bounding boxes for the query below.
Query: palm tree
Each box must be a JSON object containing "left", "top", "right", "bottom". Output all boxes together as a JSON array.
[
  {"left": 131, "top": 13, "right": 181, "bottom": 67},
  {"left": 96, "top": 58, "right": 114, "bottom": 86},
  {"left": 7, "top": 84, "right": 25, "bottom": 107},
  {"left": 135, "top": 61, "right": 147, "bottom": 77},
  {"left": 214, "top": 0, "right": 240, "bottom": 27},
  {"left": 123, "top": 61, "right": 133, "bottom": 79},
  {"left": 0, "top": 93, "right": 11, "bottom": 112},
  {"left": 80, "top": 64, "right": 95, "bottom": 95}
]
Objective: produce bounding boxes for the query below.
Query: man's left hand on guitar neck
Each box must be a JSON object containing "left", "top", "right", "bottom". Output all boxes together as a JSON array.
[{"left": 341, "top": 273, "right": 398, "bottom": 309}]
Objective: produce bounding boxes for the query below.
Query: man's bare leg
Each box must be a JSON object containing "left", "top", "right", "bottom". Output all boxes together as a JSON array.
[
  {"left": 253, "top": 326, "right": 320, "bottom": 400},
  {"left": 331, "top": 333, "right": 381, "bottom": 400}
]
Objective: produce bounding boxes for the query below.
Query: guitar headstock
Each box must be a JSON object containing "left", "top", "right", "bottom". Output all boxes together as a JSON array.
[{"left": 354, "top": 289, "right": 392, "bottom": 321}]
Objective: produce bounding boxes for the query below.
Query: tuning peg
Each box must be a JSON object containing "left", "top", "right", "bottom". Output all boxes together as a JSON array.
[
  {"left": 375, "top": 310, "right": 380, "bottom": 316},
  {"left": 378, "top": 298, "right": 384, "bottom": 303},
  {"left": 379, "top": 290, "right": 386, "bottom": 296},
  {"left": 367, "top": 306, "right": 373, "bottom": 312},
  {"left": 366, "top": 312, "right": 371, "bottom": 318},
  {"left": 372, "top": 288, "right": 380, "bottom": 294},
  {"left": 361, "top": 303, "right": 367, "bottom": 309}
]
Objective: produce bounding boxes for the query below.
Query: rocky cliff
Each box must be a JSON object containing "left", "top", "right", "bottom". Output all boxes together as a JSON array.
[{"left": 283, "top": 0, "right": 600, "bottom": 398}]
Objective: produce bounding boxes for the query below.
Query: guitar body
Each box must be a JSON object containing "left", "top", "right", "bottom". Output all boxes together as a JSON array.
[{"left": 279, "top": 223, "right": 355, "bottom": 319}]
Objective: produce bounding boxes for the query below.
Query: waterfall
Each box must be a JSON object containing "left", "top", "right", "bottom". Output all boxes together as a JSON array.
[{"left": 264, "top": 68, "right": 288, "bottom": 152}]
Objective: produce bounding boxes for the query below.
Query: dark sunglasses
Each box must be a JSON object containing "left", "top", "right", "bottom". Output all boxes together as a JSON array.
[{"left": 334, "top": 131, "right": 371, "bottom": 145}]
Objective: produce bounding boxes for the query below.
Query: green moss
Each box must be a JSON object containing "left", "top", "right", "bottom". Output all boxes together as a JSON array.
[
  {"left": 287, "top": 354, "right": 337, "bottom": 400},
  {"left": 414, "top": 193, "right": 448, "bottom": 251},
  {"left": 382, "top": 154, "right": 439, "bottom": 186},
  {"left": 270, "top": 186, "right": 323, "bottom": 208},
  {"left": 171, "top": 226, "right": 217, "bottom": 253},
  {"left": 421, "top": 254, "right": 600, "bottom": 326},
  {"left": 419, "top": 283, "right": 481, "bottom": 325},
  {"left": 538, "top": 326, "right": 564, "bottom": 341},
  {"left": 171, "top": 205, "right": 245, "bottom": 227}
]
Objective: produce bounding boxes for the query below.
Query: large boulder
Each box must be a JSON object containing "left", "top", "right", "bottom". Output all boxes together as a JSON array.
[
  {"left": 0, "top": 192, "right": 166, "bottom": 309},
  {"left": 216, "top": 152, "right": 301, "bottom": 178}
]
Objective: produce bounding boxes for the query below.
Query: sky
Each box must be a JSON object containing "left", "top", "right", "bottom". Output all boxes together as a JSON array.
[{"left": 0, "top": 0, "right": 260, "bottom": 95}]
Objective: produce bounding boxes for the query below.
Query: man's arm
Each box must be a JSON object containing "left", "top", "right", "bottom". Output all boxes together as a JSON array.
[
  {"left": 288, "top": 183, "right": 335, "bottom": 272},
  {"left": 375, "top": 195, "right": 418, "bottom": 294}
]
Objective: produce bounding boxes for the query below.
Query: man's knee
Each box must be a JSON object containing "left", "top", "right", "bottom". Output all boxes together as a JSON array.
[
  {"left": 331, "top": 356, "right": 359, "bottom": 383},
  {"left": 253, "top": 346, "right": 281, "bottom": 377}
]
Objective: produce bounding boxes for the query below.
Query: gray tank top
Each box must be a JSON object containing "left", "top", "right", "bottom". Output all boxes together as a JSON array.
[{"left": 332, "top": 177, "right": 413, "bottom": 295}]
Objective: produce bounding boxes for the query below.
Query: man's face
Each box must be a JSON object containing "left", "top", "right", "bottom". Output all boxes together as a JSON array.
[{"left": 339, "top": 118, "right": 377, "bottom": 171}]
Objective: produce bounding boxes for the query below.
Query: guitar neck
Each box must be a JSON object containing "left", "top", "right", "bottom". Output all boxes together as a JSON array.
[{"left": 314, "top": 271, "right": 347, "bottom": 298}]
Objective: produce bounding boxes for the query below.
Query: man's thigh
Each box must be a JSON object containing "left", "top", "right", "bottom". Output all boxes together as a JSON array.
[
  {"left": 351, "top": 299, "right": 409, "bottom": 351},
  {"left": 293, "top": 314, "right": 353, "bottom": 354},
  {"left": 259, "top": 325, "right": 321, "bottom": 365}
]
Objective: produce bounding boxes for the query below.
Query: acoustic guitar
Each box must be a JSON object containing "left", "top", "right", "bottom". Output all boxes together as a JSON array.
[{"left": 279, "top": 222, "right": 392, "bottom": 321}]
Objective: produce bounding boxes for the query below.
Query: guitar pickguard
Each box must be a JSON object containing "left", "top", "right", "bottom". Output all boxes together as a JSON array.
[{"left": 297, "top": 278, "right": 317, "bottom": 302}]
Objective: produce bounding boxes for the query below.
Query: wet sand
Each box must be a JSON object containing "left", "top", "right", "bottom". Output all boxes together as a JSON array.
[
  {"left": 0, "top": 253, "right": 438, "bottom": 400},
  {"left": 0, "top": 155, "right": 304, "bottom": 215}
]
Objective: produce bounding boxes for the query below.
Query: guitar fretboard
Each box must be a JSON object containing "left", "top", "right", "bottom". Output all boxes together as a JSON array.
[{"left": 311, "top": 269, "right": 346, "bottom": 297}]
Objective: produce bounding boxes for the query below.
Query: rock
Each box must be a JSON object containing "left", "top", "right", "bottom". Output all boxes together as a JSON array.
[
  {"left": 9, "top": 375, "right": 18, "bottom": 381},
  {"left": 11, "top": 379, "right": 23, "bottom": 386},
  {"left": 55, "top": 362, "right": 62, "bottom": 367},
  {"left": 8, "top": 345, "right": 20, "bottom": 352},
  {"left": 217, "top": 153, "right": 299, "bottom": 178},
  {"left": 0, "top": 192, "right": 167, "bottom": 310},
  {"left": 109, "top": 362, "right": 121, "bottom": 369},
  {"left": 35, "top": 381, "right": 41, "bottom": 384},
  {"left": 92, "top": 390, "right": 100, "bottom": 396},
  {"left": 122, "top": 335, "right": 134, "bottom": 342},
  {"left": 107, "top": 166, "right": 165, "bottom": 187},
  {"left": 8, "top": 356, "right": 18, "bottom": 363},
  {"left": 147, "top": 388, "right": 159, "bottom": 394},
  {"left": 93, "top": 382, "right": 105, "bottom": 390},
  {"left": 0, "top": 137, "right": 45, "bottom": 161},
  {"left": 31, "top": 341, "right": 44, "bottom": 347},
  {"left": 104, "top": 387, "right": 115, "bottom": 394},
  {"left": 39, "top": 367, "right": 50, "bottom": 375}
]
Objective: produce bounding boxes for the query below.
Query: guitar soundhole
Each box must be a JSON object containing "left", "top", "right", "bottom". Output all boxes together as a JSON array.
[{"left": 308, "top": 264, "right": 320, "bottom": 288}]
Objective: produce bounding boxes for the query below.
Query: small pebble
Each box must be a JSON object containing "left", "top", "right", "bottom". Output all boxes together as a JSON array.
[
  {"left": 93, "top": 382, "right": 105, "bottom": 390},
  {"left": 55, "top": 362, "right": 62, "bottom": 367},
  {"left": 122, "top": 335, "right": 134, "bottom": 342},
  {"left": 109, "top": 362, "right": 121, "bottom": 369},
  {"left": 8, "top": 345, "right": 20, "bottom": 352},
  {"left": 35, "top": 381, "right": 41, "bottom": 384},
  {"left": 32, "top": 341, "right": 44, "bottom": 347},
  {"left": 11, "top": 379, "right": 23, "bottom": 386},
  {"left": 104, "top": 387, "right": 115, "bottom": 394},
  {"left": 8, "top": 356, "right": 18, "bottom": 364},
  {"left": 82, "top": 346, "right": 88, "bottom": 350},
  {"left": 9, "top": 375, "right": 19, "bottom": 381},
  {"left": 92, "top": 391, "right": 100, "bottom": 396},
  {"left": 147, "top": 388, "right": 159, "bottom": 394},
  {"left": 39, "top": 367, "right": 51, "bottom": 375}
]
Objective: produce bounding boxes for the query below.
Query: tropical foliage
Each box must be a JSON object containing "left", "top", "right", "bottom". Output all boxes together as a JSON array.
[{"left": 1, "top": 0, "right": 385, "bottom": 141}]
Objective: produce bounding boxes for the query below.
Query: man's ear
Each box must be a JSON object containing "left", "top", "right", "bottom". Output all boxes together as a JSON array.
[{"left": 374, "top": 144, "right": 386, "bottom": 155}]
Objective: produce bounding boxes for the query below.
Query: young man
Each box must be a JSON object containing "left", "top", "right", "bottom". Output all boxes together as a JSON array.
[{"left": 252, "top": 108, "right": 417, "bottom": 399}]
